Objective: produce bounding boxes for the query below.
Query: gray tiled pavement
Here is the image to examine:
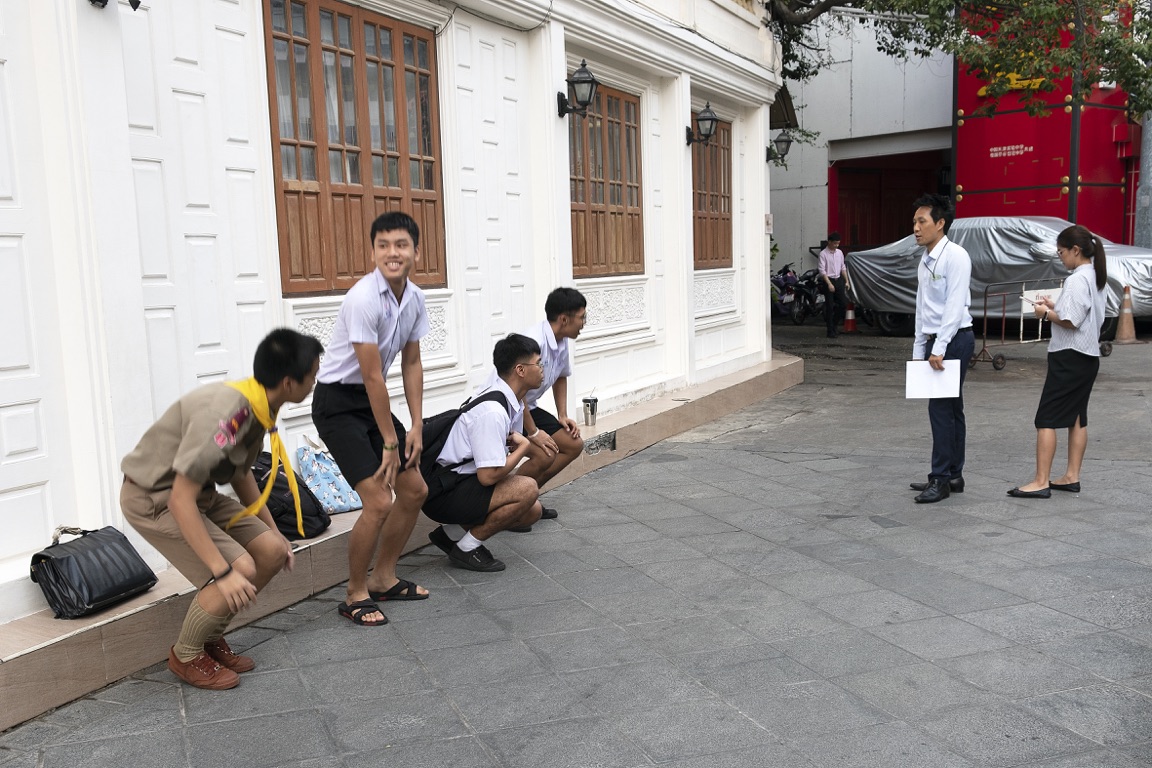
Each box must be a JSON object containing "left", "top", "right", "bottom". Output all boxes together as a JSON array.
[{"left": 3, "top": 325, "right": 1152, "bottom": 767}]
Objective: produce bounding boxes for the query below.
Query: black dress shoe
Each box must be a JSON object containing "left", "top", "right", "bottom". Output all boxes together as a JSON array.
[
  {"left": 1007, "top": 487, "right": 1051, "bottom": 499},
  {"left": 1049, "top": 481, "right": 1081, "bottom": 493},
  {"left": 507, "top": 524, "right": 533, "bottom": 533},
  {"left": 910, "top": 477, "right": 964, "bottom": 493},
  {"left": 539, "top": 507, "right": 559, "bottom": 520},
  {"left": 914, "top": 479, "right": 951, "bottom": 504}
]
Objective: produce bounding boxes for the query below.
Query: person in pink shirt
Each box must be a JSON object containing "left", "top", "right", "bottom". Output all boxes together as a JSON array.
[{"left": 818, "top": 232, "right": 850, "bottom": 338}]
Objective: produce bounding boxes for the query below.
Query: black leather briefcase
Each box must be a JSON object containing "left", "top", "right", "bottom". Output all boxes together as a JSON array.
[{"left": 30, "top": 526, "right": 158, "bottom": 619}]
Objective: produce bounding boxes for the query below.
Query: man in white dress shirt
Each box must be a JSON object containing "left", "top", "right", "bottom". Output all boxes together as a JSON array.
[{"left": 908, "top": 194, "right": 975, "bottom": 504}]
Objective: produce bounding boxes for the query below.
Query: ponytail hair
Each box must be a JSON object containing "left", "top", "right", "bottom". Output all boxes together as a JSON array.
[{"left": 1056, "top": 225, "right": 1107, "bottom": 290}]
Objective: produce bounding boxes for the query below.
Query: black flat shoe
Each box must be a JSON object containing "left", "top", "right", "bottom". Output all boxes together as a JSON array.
[
  {"left": 910, "top": 477, "right": 964, "bottom": 493},
  {"left": 1049, "top": 481, "right": 1081, "bottom": 493},
  {"left": 1007, "top": 487, "right": 1051, "bottom": 499}
]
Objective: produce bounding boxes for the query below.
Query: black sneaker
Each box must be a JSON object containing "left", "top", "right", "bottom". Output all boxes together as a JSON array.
[
  {"left": 539, "top": 507, "right": 559, "bottom": 520},
  {"left": 428, "top": 526, "right": 454, "bottom": 554},
  {"left": 448, "top": 544, "right": 506, "bottom": 572}
]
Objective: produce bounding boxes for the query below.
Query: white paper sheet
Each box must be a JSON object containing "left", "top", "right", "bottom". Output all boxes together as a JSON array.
[{"left": 905, "top": 360, "right": 961, "bottom": 399}]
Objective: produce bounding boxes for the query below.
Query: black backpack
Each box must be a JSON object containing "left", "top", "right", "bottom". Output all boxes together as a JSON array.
[
  {"left": 252, "top": 452, "right": 331, "bottom": 540},
  {"left": 419, "top": 390, "right": 510, "bottom": 481}
]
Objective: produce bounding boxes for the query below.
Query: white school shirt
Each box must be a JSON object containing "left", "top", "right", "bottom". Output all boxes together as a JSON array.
[
  {"left": 317, "top": 270, "right": 429, "bottom": 384},
  {"left": 912, "top": 236, "right": 973, "bottom": 359},
  {"left": 436, "top": 377, "right": 523, "bottom": 475},
  {"left": 1049, "top": 263, "right": 1106, "bottom": 357},
  {"left": 521, "top": 320, "right": 573, "bottom": 409}
]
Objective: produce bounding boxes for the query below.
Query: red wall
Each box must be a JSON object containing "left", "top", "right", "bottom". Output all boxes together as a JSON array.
[{"left": 954, "top": 66, "right": 1139, "bottom": 243}]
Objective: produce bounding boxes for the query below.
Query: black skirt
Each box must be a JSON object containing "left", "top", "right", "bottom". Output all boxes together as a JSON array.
[{"left": 1034, "top": 349, "right": 1100, "bottom": 429}]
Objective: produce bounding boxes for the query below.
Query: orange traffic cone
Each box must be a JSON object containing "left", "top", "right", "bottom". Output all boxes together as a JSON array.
[
  {"left": 843, "top": 302, "right": 858, "bottom": 333},
  {"left": 1114, "top": 285, "right": 1143, "bottom": 344}
]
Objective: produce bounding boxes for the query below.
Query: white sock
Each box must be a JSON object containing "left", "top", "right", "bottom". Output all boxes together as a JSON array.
[
  {"left": 443, "top": 524, "right": 466, "bottom": 541},
  {"left": 456, "top": 532, "right": 483, "bottom": 552}
]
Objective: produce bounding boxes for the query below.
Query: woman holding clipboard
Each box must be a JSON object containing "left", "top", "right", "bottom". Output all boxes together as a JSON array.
[{"left": 1008, "top": 225, "right": 1108, "bottom": 498}]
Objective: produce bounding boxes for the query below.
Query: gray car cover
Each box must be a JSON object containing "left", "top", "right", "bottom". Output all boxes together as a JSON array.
[{"left": 846, "top": 216, "right": 1152, "bottom": 319}]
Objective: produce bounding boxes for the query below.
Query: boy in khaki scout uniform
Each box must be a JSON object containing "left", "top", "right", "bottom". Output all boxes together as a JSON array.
[{"left": 121, "top": 328, "right": 323, "bottom": 690}]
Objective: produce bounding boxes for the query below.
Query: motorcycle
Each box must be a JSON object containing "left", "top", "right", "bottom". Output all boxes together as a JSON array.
[
  {"left": 790, "top": 268, "right": 826, "bottom": 325},
  {"left": 770, "top": 263, "right": 800, "bottom": 319}
]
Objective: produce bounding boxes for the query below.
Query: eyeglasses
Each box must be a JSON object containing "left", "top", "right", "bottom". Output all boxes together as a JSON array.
[{"left": 520, "top": 361, "right": 546, "bottom": 371}]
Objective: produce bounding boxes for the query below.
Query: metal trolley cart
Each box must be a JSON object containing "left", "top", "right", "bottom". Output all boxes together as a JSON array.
[{"left": 969, "top": 278, "right": 1114, "bottom": 370}]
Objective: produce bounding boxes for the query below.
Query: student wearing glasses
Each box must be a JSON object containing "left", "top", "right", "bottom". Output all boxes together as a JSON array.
[
  {"left": 422, "top": 334, "right": 545, "bottom": 572},
  {"left": 1007, "top": 225, "right": 1107, "bottom": 499}
]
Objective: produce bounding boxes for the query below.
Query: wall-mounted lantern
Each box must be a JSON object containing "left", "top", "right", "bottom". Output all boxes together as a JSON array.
[
  {"left": 766, "top": 130, "right": 793, "bottom": 163},
  {"left": 686, "top": 102, "right": 719, "bottom": 146},
  {"left": 557, "top": 60, "right": 599, "bottom": 118}
]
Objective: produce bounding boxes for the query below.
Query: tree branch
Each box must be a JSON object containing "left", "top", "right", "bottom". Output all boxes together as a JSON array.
[{"left": 767, "top": 0, "right": 855, "bottom": 27}]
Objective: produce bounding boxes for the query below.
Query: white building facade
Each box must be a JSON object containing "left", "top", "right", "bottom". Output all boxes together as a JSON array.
[{"left": 0, "top": 0, "right": 783, "bottom": 622}]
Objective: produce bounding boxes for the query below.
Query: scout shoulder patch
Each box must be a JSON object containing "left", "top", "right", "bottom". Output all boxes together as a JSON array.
[{"left": 214, "top": 406, "right": 251, "bottom": 447}]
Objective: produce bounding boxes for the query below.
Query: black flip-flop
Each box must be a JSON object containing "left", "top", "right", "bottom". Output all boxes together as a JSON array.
[
  {"left": 369, "top": 579, "right": 429, "bottom": 602},
  {"left": 338, "top": 599, "right": 389, "bottom": 626}
]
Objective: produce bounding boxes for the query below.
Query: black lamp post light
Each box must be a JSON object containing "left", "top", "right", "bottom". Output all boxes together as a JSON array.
[
  {"left": 767, "top": 130, "right": 793, "bottom": 163},
  {"left": 686, "top": 102, "right": 719, "bottom": 146},
  {"left": 557, "top": 60, "right": 600, "bottom": 118}
]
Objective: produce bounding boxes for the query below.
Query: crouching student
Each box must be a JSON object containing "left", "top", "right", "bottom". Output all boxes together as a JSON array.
[
  {"left": 120, "top": 328, "right": 323, "bottom": 690},
  {"left": 423, "top": 334, "right": 543, "bottom": 572},
  {"left": 515, "top": 287, "right": 587, "bottom": 521}
]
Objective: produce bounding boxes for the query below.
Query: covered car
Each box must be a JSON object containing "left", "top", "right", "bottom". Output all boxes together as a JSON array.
[{"left": 846, "top": 216, "right": 1152, "bottom": 336}]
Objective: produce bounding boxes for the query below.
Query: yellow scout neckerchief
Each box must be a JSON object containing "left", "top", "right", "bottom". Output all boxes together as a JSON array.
[{"left": 225, "top": 377, "right": 303, "bottom": 537}]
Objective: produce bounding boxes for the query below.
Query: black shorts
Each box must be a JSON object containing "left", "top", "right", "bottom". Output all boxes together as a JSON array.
[
  {"left": 1035, "top": 349, "right": 1099, "bottom": 429},
  {"left": 422, "top": 464, "right": 495, "bottom": 526},
  {"left": 526, "top": 407, "right": 563, "bottom": 437},
  {"left": 311, "top": 382, "right": 409, "bottom": 488}
]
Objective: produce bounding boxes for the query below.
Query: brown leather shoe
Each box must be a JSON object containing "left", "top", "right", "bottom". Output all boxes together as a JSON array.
[
  {"left": 168, "top": 646, "right": 240, "bottom": 690},
  {"left": 204, "top": 637, "right": 256, "bottom": 673}
]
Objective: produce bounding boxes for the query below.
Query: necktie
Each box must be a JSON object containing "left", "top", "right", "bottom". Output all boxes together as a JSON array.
[{"left": 224, "top": 378, "right": 303, "bottom": 537}]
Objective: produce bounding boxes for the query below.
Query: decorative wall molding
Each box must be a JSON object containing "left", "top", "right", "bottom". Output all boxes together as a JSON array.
[
  {"left": 296, "top": 314, "right": 337, "bottom": 348},
  {"left": 578, "top": 277, "right": 650, "bottom": 338},
  {"left": 289, "top": 297, "right": 342, "bottom": 349},
  {"left": 353, "top": 0, "right": 452, "bottom": 30},
  {"left": 562, "top": 0, "right": 780, "bottom": 104},
  {"left": 423, "top": 303, "right": 448, "bottom": 354},
  {"left": 694, "top": 269, "right": 738, "bottom": 319},
  {"left": 449, "top": 0, "right": 552, "bottom": 29}
]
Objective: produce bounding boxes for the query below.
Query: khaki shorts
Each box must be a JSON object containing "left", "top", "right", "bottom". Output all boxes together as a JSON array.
[{"left": 121, "top": 478, "right": 271, "bottom": 588}]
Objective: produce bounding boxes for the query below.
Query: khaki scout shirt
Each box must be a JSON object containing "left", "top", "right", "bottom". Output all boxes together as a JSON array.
[{"left": 121, "top": 384, "right": 266, "bottom": 492}]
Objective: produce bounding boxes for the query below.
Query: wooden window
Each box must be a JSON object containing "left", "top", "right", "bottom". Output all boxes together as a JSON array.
[
  {"left": 265, "top": 0, "right": 446, "bottom": 294},
  {"left": 569, "top": 84, "right": 644, "bottom": 277},
  {"left": 692, "top": 117, "right": 732, "bottom": 270}
]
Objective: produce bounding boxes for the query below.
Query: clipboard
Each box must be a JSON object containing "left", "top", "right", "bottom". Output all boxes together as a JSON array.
[{"left": 905, "top": 360, "right": 961, "bottom": 399}]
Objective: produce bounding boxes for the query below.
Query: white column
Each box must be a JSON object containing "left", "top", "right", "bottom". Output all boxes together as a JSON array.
[
  {"left": 525, "top": 20, "right": 573, "bottom": 299},
  {"left": 665, "top": 74, "right": 695, "bottom": 384},
  {"left": 746, "top": 102, "right": 770, "bottom": 359},
  {"left": 31, "top": 0, "right": 150, "bottom": 527}
]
